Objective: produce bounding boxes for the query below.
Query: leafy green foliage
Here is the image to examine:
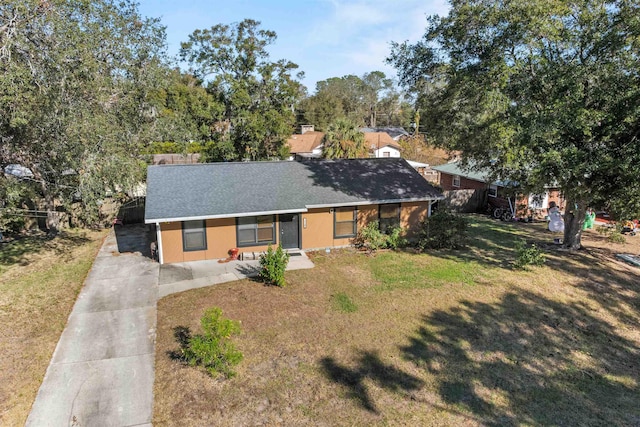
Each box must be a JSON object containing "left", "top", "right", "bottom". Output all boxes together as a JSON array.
[
  {"left": 322, "top": 118, "right": 367, "bottom": 159},
  {"left": 354, "top": 222, "right": 387, "bottom": 252},
  {"left": 300, "top": 72, "right": 402, "bottom": 130},
  {"left": 513, "top": 240, "right": 546, "bottom": 270},
  {"left": 259, "top": 244, "right": 290, "bottom": 287},
  {"left": 331, "top": 292, "right": 358, "bottom": 313},
  {"left": 597, "top": 225, "right": 626, "bottom": 244},
  {"left": 176, "top": 308, "right": 243, "bottom": 378},
  {"left": 353, "top": 221, "right": 406, "bottom": 252},
  {"left": 418, "top": 210, "right": 469, "bottom": 250},
  {"left": 388, "top": 0, "right": 640, "bottom": 249},
  {"left": 180, "top": 19, "right": 304, "bottom": 161},
  {"left": 1, "top": 0, "right": 167, "bottom": 229}
]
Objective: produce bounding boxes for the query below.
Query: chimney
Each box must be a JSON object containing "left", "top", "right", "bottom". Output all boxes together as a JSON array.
[{"left": 300, "top": 125, "right": 314, "bottom": 134}]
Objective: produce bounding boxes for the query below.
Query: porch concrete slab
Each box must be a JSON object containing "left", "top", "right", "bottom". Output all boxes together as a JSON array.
[
  {"left": 159, "top": 273, "right": 239, "bottom": 298},
  {"left": 158, "top": 251, "right": 315, "bottom": 297},
  {"left": 26, "top": 353, "right": 154, "bottom": 427},
  {"left": 159, "top": 262, "right": 193, "bottom": 284}
]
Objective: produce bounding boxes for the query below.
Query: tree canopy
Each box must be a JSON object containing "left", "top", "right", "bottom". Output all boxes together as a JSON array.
[
  {"left": 301, "top": 72, "right": 405, "bottom": 130},
  {"left": 1, "top": 0, "right": 167, "bottom": 229},
  {"left": 389, "top": 0, "right": 640, "bottom": 248},
  {"left": 180, "top": 19, "right": 305, "bottom": 161},
  {"left": 322, "top": 118, "right": 367, "bottom": 159}
]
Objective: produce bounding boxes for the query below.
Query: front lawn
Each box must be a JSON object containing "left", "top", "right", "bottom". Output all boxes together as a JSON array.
[
  {"left": 153, "top": 215, "right": 640, "bottom": 426},
  {"left": 0, "top": 230, "right": 106, "bottom": 426}
]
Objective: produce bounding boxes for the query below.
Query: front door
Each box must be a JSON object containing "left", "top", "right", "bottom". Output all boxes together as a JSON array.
[{"left": 279, "top": 214, "right": 300, "bottom": 249}]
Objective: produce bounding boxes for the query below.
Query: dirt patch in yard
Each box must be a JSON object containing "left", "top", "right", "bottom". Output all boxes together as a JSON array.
[{"left": 154, "top": 216, "right": 640, "bottom": 426}]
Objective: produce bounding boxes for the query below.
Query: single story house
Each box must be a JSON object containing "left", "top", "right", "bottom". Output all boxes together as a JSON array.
[
  {"left": 286, "top": 131, "right": 325, "bottom": 160},
  {"left": 145, "top": 158, "right": 443, "bottom": 264},
  {"left": 433, "top": 161, "right": 564, "bottom": 216},
  {"left": 363, "top": 132, "right": 402, "bottom": 158},
  {"left": 360, "top": 127, "right": 409, "bottom": 140}
]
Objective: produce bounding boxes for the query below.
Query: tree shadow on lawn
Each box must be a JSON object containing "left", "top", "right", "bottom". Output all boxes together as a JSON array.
[
  {"left": 320, "top": 350, "right": 423, "bottom": 414},
  {"left": 401, "top": 290, "right": 640, "bottom": 426},
  {"left": 427, "top": 216, "right": 640, "bottom": 333},
  {"left": 0, "top": 231, "right": 91, "bottom": 267}
]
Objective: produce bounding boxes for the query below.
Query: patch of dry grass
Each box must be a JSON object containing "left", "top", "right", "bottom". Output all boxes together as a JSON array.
[
  {"left": 154, "top": 216, "right": 640, "bottom": 426},
  {"left": 0, "top": 229, "right": 106, "bottom": 426}
]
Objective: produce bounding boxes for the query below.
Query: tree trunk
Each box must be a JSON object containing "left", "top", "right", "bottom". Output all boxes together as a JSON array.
[
  {"left": 40, "top": 181, "right": 60, "bottom": 235},
  {"left": 562, "top": 197, "right": 587, "bottom": 250}
]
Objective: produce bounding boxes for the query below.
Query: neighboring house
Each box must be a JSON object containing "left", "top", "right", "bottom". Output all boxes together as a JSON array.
[
  {"left": 363, "top": 132, "right": 402, "bottom": 158},
  {"left": 145, "top": 158, "right": 443, "bottom": 264},
  {"left": 286, "top": 131, "right": 325, "bottom": 160},
  {"left": 432, "top": 161, "right": 564, "bottom": 216},
  {"left": 360, "top": 127, "right": 409, "bottom": 140},
  {"left": 406, "top": 160, "right": 439, "bottom": 184},
  {"left": 152, "top": 153, "right": 201, "bottom": 165}
]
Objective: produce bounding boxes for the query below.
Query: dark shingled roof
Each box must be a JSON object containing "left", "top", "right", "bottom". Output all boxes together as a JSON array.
[{"left": 144, "top": 158, "right": 443, "bottom": 223}]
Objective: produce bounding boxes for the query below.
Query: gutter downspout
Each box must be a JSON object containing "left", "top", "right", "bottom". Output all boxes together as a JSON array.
[{"left": 156, "top": 222, "right": 164, "bottom": 265}]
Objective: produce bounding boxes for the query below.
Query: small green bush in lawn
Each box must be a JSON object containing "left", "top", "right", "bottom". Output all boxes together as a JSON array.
[
  {"left": 418, "top": 210, "right": 469, "bottom": 250},
  {"left": 179, "top": 307, "right": 243, "bottom": 378},
  {"left": 353, "top": 221, "right": 406, "bottom": 252},
  {"left": 514, "top": 240, "right": 546, "bottom": 269},
  {"left": 259, "top": 244, "right": 290, "bottom": 287},
  {"left": 331, "top": 292, "right": 358, "bottom": 312},
  {"left": 597, "top": 225, "right": 627, "bottom": 244}
]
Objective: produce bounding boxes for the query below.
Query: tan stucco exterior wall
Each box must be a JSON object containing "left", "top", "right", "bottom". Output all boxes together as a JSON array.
[
  {"left": 401, "top": 201, "right": 429, "bottom": 238},
  {"left": 158, "top": 201, "right": 433, "bottom": 264}
]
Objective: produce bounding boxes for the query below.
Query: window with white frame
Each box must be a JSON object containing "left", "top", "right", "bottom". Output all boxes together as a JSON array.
[
  {"left": 488, "top": 185, "right": 498, "bottom": 198},
  {"left": 237, "top": 215, "right": 276, "bottom": 247},
  {"left": 452, "top": 175, "right": 461, "bottom": 187},
  {"left": 528, "top": 193, "right": 549, "bottom": 209},
  {"left": 182, "top": 220, "right": 207, "bottom": 251},
  {"left": 334, "top": 207, "right": 357, "bottom": 238}
]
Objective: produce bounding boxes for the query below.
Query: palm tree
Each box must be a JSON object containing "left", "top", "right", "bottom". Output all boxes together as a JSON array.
[{"left": 322, "top": 118, "right": 367, "bottom": 159}]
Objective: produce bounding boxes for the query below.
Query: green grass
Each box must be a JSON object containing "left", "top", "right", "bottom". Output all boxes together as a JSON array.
[
  {"left": 370, "top": 252, "right": 481, "bottom": 290},
  {"left": 331, "top": 292, "right": 358, "bottom": 312}
]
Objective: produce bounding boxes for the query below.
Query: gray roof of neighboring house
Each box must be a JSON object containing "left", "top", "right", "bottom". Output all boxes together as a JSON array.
[
  {"left": 145, "top": 158, "right": 443, "bottom": 223},
  {"left": 432, "top": 161, "right": 513, "bottom": 187},
  {"left": 360, "top": 127, "right": 409, "bottom": 139}
]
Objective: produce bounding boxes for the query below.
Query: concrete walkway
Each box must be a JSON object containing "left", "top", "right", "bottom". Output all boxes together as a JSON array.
[
  {"left": 158, "top": 251, "right": 315, "bottom": 297},
  {"left": 27, "top": 226, "right": 158, "bottom": 427}
]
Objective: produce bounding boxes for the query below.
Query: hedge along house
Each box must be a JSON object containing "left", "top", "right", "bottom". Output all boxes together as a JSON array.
[{"left": 144, "top": 158, "right": 443, "bottom": 264}]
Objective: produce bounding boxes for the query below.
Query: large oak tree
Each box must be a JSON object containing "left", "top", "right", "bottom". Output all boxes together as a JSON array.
[
  {"left": 389, "top": 0, "right": 640, "bottom": 249},
  {"left": 180, "top": 19, "right": 304, "bottom": 161},
  {"left": 1, "top": 0, "right": 167, "bottom": 229}
]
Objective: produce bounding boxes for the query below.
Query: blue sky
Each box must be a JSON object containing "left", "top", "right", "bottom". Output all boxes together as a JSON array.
[{"left": 137, "top": 0, "right": 450, "bottom": 93}]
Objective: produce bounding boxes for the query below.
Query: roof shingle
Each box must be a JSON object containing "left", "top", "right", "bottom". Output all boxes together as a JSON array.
[{"left": 145, "top": 158, "right": 442, "bottom": 223}]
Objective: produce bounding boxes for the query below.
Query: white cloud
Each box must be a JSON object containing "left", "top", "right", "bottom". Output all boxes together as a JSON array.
[{"left": 306, "top": 0, "right": 449, "bottom": 80}]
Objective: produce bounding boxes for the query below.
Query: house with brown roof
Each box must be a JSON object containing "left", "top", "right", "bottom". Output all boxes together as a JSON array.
[
  {"left": 286, "top": 127, "right": 402, "bottom": 160},
  {"left": 286, "top": 131, "right": 325, "bottom": 159},
  {"left": 363, "top": 132, "right": 402, "bottom": 158}
]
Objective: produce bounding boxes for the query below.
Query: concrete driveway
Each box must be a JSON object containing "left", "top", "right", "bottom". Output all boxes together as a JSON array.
[{"left": 26, "top": 225, "right": 158, "bottom": 427}]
